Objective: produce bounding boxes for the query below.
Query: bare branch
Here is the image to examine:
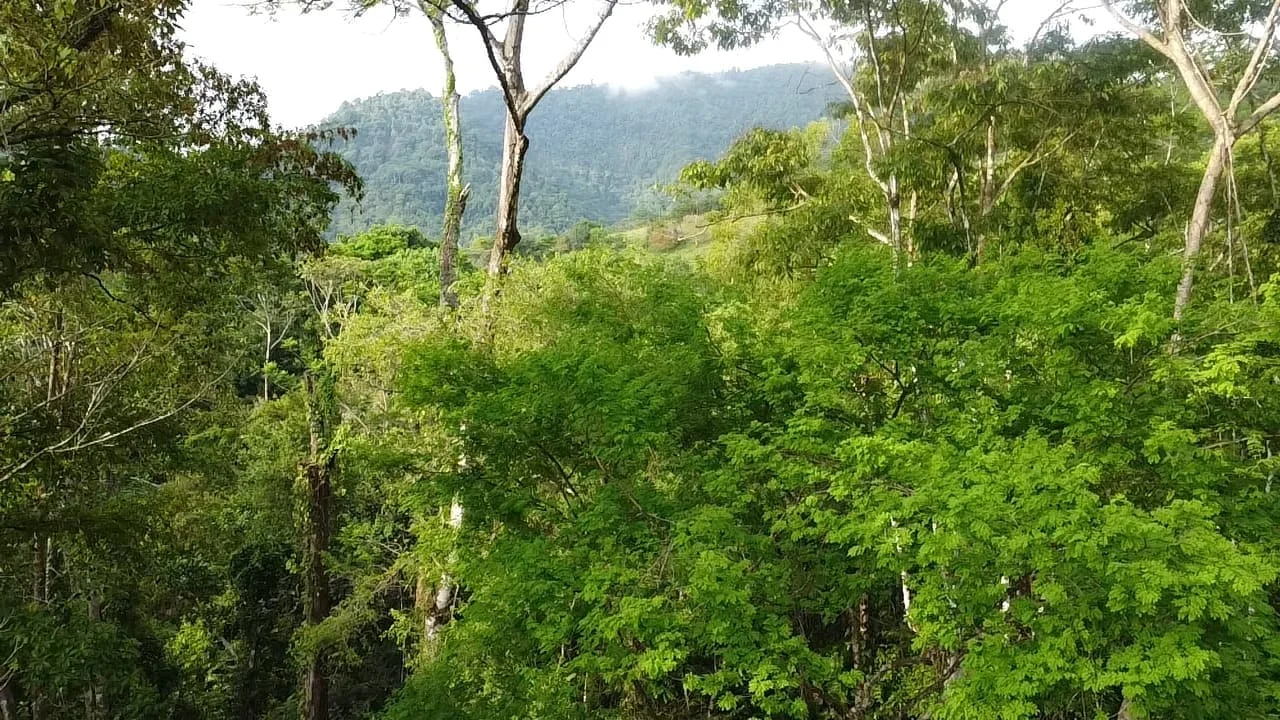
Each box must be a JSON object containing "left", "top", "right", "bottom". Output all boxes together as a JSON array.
[
  {"left": 445, "top": 0, "right": 522, "bottom": 120},
  {"left": 1029, "top": 1, "right": 1103, "bottom": 50},
  {"left": 523, "top": 0, "right": 617, "bottom": 113},
  {"left": 1100, "top": 0, "right": 1170, "bottom": 57},
  {"left": 848, "top": 214, "right": 893, "bottom": 246},
  {"left": 993, "top": 129, "right": 1081, "bottom": 206},
  {"left": 1227, "top": 0, "right": 1280, "bottom": 120},
  {"left": 0, "top": 363, "right": 235, "bottom": 486},
  {"left": 797, "top": 13, "right": 888, "bottom": 194},
  {"left": 1241, "top": 91, "right": 1280, "bottom": 136}
]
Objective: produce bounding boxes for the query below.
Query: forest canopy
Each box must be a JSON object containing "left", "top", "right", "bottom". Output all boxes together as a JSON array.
[{"left": 5, "top": 1, "right": 1280, "bottom": 720}]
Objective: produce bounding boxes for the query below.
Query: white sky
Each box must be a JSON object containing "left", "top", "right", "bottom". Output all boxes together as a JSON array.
[{"left": 180, "top": 0, "right": 1097, "bottom": 129}]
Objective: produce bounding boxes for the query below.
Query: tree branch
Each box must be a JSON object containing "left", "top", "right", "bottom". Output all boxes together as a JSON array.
[
  {"left": 993, "top": 129, "right": 1081, "bottom": 207},
  {"left": 1100, "top": 0, "right": 1170, "bottom": 57},
  {"left": 444, "top": 0, "right": 522, "bottom": 121},
  {"left": 0, "top": 3, "right": 121, "bottom": 110},
  {"left": 523, "top": 0, "right": 617, "bottom": 113},
  {"left": 1226, "top": 0, "right": 1280, "bottom": 121},
  {"left": 797, "top": 13, "right": 888, "bottom": 194},
  {"left": 1240, "top": 90, "right": 1280, "bottom": 137}
]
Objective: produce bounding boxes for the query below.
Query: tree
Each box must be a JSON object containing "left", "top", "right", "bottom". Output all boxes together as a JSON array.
[
  {"left": 440, "top": 0, "right": 618, "bottom": 282},
  {"left": 301, "top": 369, "right": 338, "bottom": 720},
  {"left": 1102, "top": 0, "right": 1280, "bottom": 319},
  {"left": 0, "top": 4, "right": 359, "bottom": 718},
  {"left": 655, "top": 0, "right": 1016, "bottom": 265},
  {"left": 0, "top": 0, "right": 354, "bottom": 290},
  {"left": 268, "top": 0, "right": 471, "bottom": 313},
  {"left": 424, "top": 1, "right": 470, "bottom": 308}
]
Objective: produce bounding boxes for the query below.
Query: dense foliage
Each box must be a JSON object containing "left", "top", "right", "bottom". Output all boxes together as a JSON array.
[
  {"left": 322, "top": 64, "right": 839, "bottom": 240},
  {"left": 8, "top": 1, "right": 1280, "bottom": 720}
]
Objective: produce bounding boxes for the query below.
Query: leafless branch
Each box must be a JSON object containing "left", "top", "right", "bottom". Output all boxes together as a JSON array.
[
  {"left": 524, "top": 0, "right": 618, "bottom": 112},
  {"left": 1227, "top": 0, "right": 1280, "bottom": 122}
]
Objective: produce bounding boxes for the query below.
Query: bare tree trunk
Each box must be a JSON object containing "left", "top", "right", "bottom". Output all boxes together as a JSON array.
[
  {"left": 1117, "top": 694, "right": 1135, "bottom": 720},
  {"left": 429, "top": 7, "right": 468, "bottom": 308},
  {"left": 975, "top": 116, "right": 998, "bottom": 263},
  {"left": 416, "top": 498, "right": 463, "bottom": 661},
  {"left": 487, "top": 113, "right": 530, "bottom": 279},
  {"left": 31, "top": 535, "right": 47, "bottom": 605},
  {"left": 1103, "top": 0, "right": 1280, "bottom": 318},
  {"left": 29, "top": 313, "right": 61, "bottom": 720},
  {"left": 1174, "top": 133, "right": 1230, "bottom": 321},
  {"left": 301, "top": 372, "right": 335, "bottom": 720},
  {"left": 448, "top": 0, "right": 613, "bottom": 286}
]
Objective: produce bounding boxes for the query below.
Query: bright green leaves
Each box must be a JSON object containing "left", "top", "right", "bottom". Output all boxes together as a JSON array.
[
  {"left": 334, "top": 224, "right": 434, "bottom": 260},
  {"left": 681, "top": 125, "right": 824, "bottom": 208}
]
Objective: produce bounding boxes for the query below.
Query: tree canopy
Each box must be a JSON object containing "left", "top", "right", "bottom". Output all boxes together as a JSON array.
[{"left": 7, "top": 1, "right": 1280, "bottom": 720}]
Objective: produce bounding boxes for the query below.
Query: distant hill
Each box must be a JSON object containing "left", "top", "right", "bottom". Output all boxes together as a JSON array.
[{"left": 321, "top": 63, "right": 840, "bottom": 243}]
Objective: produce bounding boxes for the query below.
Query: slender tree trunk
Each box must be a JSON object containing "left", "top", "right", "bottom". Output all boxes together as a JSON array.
[
  {"left": 1117, "top": 694, "right": 1135, "bottom": 720},
  {"left": 416, "top": 498, "right": 463, "bottom": 661},
  {"left": 1174, "top": 132, "right": 1231, "bottom": 321},
  {"left": 263, "top": 318, "right": 272, "bottom": 402},
  {"left": 487, "top": 112, "right": 530, "bottom": 279},
  {"left": 429, "top": 8, "right": 468, "bottom": 308},
  {"left": 301, "top": 372, "right": 335, "bottom": 720},
  {"left": 481, "top": 0, "right": 531, "bottom": 283},
  {"left": 29, "top": 312, "right": 62, "bottom": 720},
  {"left": 887, "top": 179, "right": 902, "bottom": 269},
  {"left": 0, "top": 673, "right": 15, "bottom": 720},
  {"left": 29, "top": 533, "right": 48, "bottom": 720},
  {"left": 975, "top": 116, "right": 998, "bottom": 263},
  {"left": 451, "top": 0, "right": 612, "bottom": 285},
  {"left": 905, "top": 190, "right": 918, "bottom": 263},
  {"left": 84, "top": 599, "right": 104, "bottom": 720},
  {"left": 31, "top": 535, "right": 48, "bottom": 605}
]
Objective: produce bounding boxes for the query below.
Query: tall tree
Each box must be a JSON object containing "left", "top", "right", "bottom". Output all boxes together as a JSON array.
[
  {"left": 300, "top": 369, "right": 338, "bottom": 720},
  {"left": 0, "top": 0, "right": 298, "bottom": 290},
  {"left": 654, "top": 0, "right": 1006, "bottom": 265},
  {"left": 794, "top": 0, "right": 968, "bottom": 263},
  {"left": 441, "top": 0, "right": 618, "bottom": 281},
  {"left": 425, "top": 0, "right": 469, "bottom": 308},
  {"left": 1102, "top": 0, "right": 1280, "bottom": 319},
  {"left": 281, "top": 0, "right": 471, "bottom": 305}
]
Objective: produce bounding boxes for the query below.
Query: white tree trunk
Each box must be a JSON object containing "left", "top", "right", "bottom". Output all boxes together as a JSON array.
[
  {"left": 1174, "top": 133, "right": 1231, "bottom": 320},
  {"left": 430, "top": 8, "right": 467, "bottom": 308}
]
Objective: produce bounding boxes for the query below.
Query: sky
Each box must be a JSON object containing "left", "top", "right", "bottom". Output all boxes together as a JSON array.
[{"left": 180, "top": 0, "right": 1091, "bottom": 129}]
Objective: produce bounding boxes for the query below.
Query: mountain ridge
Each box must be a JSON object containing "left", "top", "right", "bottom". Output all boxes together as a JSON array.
[{"left": 321, "top": 62, "right": 840, "bottom": 242}]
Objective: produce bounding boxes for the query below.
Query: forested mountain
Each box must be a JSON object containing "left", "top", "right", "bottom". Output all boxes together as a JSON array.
[
  {"left": 323, "top": 63, "right": 839, "bottom": 239},
  {"left": 14, "top": 2, "right": 1280, "bottom": 720}
]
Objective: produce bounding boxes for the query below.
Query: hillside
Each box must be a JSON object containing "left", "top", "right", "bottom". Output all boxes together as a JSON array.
[{"left": 322, "top": 63, "right": 839, "bottom": 241}]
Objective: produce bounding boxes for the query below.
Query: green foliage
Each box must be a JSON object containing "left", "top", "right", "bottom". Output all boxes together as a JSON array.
[
  {"left": 0, "top": 1, "right": 359, "bottom": 291},
  {"left": 335, "top": 225, "right": 434, "bottom": 260},
  {"left": 12, "top": 3, "right": 1280, "bottom": 720},
  {"left": 381, "top": 241, "right": 1280, "bottom": 720},
  {"left": 681, "top": 124, "right": 826, "bottom": 207}
]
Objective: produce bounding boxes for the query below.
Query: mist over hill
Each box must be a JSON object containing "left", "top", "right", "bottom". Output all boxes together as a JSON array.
[{"left": 322, "top": 63, "right": 840, "bottom": 241}]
